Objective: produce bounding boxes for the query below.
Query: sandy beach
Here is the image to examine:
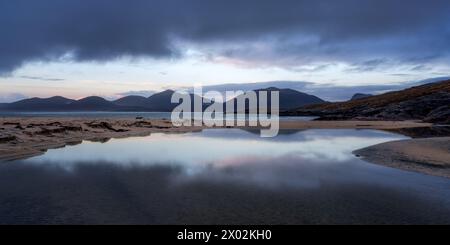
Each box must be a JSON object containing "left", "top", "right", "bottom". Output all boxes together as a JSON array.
[
  {"left": 1, "top": 117, "right": 449, "bottom": 179},
  {"left": 354, "top": 137, "right": 450, "bottom": 178},
  {"left": 0, "top": 117, "right": 203, "bottom": 161}
]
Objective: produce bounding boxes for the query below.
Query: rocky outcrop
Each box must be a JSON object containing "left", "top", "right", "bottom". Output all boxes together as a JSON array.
[
  {"left": 288, "top": 79, "right": 450, "bottom": 124},
  {"left": 0, "top": 135, "right": 16, "bottom": 143},
  {"left": 424, "top": 105, "right": 450, "bottom": 124},
  {"left": 375, "top": 92, "right": 450, "bottom": 120},
  {"left": 85, "top": 121, "right": 129, "bottom": 132},
  {"left": 351, "top": 93, "right": 372, "bottom": 100}
]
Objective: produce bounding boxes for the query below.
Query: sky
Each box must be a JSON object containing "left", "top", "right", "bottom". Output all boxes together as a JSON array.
[{"left": 0, "top": 0, "right": 449, "bottom": 102}]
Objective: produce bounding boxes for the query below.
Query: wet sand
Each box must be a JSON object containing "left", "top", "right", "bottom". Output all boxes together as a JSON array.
[
  {"left": 0, "top": 117, "right": 202, "bottom": 161},
  {"left": 354, "top": 137, "right": 450, "bottom": 179}
]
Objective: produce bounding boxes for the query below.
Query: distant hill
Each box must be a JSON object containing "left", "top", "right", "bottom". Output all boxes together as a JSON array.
[
  {"left": 113, "top": 95, "right": 148, "bottom": 107},
  {"left": 228, "top": 87, "right": 325, "bottom": 112},
  {"left": 350, "top": 93, "right": 372, "bottom": 100},
  {"left": 66, "top": 96, "right": 122, "bottom": 111},
  {"left": 144, "top": 90, "right": 179, "bottom": 111},
  {"left": 7, "top": 96, "right": 75, "bottom": 111},
  {"left": 0, "top": 90, "right": 212, "bottom": 112},
  {"left": 288, "top": 79, "right": 450, "bottom": 124},
  {"left": 114, "top": 90, "right": 209, "bottom": 111},
  {"left": 0, "top": 87, "right": 325, "bottom": 112}
]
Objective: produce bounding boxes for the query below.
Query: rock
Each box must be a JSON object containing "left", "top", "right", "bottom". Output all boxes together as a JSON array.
[
  {"left": 62, "top": 125, "right": 83, "bottom": 131},
  {"left": 3, "top": 122, "right": 25, "bottom": 129},
  {"left": 378, "top": 92, "right": 450, "bottom": 120},
  {"left": 3, "top": 122, "right": 20, "bottom": 126},
  {"left": 36, "top": 127, "right": 67, "bottom": 135},
  {"left": 46, "top": 122, "right": 62, "bottom": 126},
  {"left": 424, "top": 106, "right": 450, "bottom": 124},
  {"left": 27, "top": 123, "right": 44, "bottom": 127},
  {"left": 314, "top": 92, "right": 450, "bottom": 122},
  {"left": 0, "top": 135, "right": 16, "bottom": 143},
  {"left": 85, "top": 121, "right": 128, "bottom": 132},
  {"left": 153, "top": 125, "right": 172, "bottom": 129},
  {"left": 130, "top": 121, "right": 153, "bottom": 128},
  {"left": 286, "top": 80, "right": 450, "bottom": 123}
]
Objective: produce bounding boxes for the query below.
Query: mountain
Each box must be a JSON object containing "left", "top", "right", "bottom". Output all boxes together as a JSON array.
[
  {"left": 66, "top": 96, "right": 121, "bottom": 111},
  {"left": 261, "top": 87, "right": 325, "bottom": 110},
  {"left": 0, "top": 87, "right": 323, "bottom": 113},
  {"left": 288, "top": 79, "right": 450, "bottom": 124},
  {"left": 0, "top": 90, "right": 212, "bottom": 112},
  {"left": 6, "top": 96, "right": 75, "bottom": 111},
  {"left": 351, "top": 93, "right": 372, "bottom": 100},
  {"left": 143, "top": 90, "right": 211, "bottom": 111},
  {"left": 1, "top": 96, "right": 126, "bottom": 111},
  {"left": 228, "top": 87, "right": 325, "bottom": 112},
  {"left": 113, "top": 95, "right": 148, "bottom": 107},
  {"left": 113, "top": 90, "right": 187, "bottom": 111},
  {"left": 144, "top": 90, "right": 178, "bottom": 111}
]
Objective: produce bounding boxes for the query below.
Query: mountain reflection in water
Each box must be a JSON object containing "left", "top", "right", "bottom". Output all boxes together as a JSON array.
[{"left": 0, "top": 129, "right": 449, "bottom": 224}]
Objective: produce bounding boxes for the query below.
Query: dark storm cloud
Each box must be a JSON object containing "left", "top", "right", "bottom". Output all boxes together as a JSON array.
[{"left": 1, "top": 0, "right": 450, "bottom": 74}]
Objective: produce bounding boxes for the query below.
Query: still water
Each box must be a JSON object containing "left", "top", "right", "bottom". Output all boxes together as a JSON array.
[
  {"left": 0, "top": 129, "right": 449, "bottom": 224},
  {"left": 0, "top": 111, "right": 316, "bottom": 121}
]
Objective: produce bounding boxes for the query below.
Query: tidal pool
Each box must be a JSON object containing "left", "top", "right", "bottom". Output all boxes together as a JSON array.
[{"left": 0, "top": 129, "right": 449, "bottom": 224}]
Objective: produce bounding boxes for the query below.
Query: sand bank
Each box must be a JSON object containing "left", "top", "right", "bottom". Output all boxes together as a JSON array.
[
  {"left": 354, "top": 137, "right": 450, "bottom": 178},
  {"left": 0, "top": 117, "right": 202, "bottom": 161}
]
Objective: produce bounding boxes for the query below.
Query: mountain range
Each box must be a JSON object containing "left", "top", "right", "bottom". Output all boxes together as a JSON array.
[
  {"left": 0, "top": 87, "right": 324, "bottom": 112},
  {"left": 2, "top": 79, "right": 449, "bottom": 124}
]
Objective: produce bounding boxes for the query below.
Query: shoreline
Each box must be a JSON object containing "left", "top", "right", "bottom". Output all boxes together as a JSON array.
[
  {"left": 1, "top": 117, "right": 449, "bottom": 179},
  {"left": 354, "top": 137, "right": 450, "bottom": 179},
  {"left": 0, "top": 117, "right": 204, "bottom": 161}
]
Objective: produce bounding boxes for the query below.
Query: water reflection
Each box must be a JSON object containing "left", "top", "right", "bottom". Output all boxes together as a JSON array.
[
  {"left": 24, "top": 129, "right": 409, "bottom": 171},
  {"left": 1, "top": 129, "right": 449, "bottom": 224}
]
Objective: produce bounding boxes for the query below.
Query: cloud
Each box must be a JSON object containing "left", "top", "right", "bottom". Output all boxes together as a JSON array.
[
  {"left": 116, "top": 90, "right": 156, "bottom": 98},
  {"left": 0, "top": 0, "right": 450, "bottom": 74},
  {"left": 18, "top": 75, "right": 65, "bottom": 81},
  {"left": 0, "top": 93, "right": 28, "bottom": 103},
  {"left": 345, "top": 59, "right": 390, "bottom": 73}
]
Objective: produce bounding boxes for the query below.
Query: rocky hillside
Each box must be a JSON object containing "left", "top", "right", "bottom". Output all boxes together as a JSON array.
[
  {"left": 287, "top": 79, "right": 450, "bottom": 124},
  {"left": 350, "top": 93, "right": 372, "bottom": 100}
]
